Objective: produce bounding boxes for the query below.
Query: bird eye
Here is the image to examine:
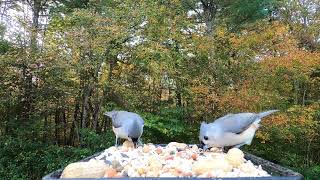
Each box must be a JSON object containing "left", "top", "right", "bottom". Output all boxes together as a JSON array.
[{"left": 204, "top": 136, "right": 208, "bottom": 140}]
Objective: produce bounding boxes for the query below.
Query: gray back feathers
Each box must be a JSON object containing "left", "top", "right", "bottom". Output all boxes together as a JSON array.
[
  {"left": 128, "top": 120, "right": 143, "bottom": 139},
  {"left": 204, "top": 110, "right": 279, "bottom": 134},
  {"left": 104, "top": 110, "right": 144, "bottom": 138}
]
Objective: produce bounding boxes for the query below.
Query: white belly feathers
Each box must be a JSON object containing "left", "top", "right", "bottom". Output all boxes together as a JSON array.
[{"left": 113, "top": 126, "right": 129, "bottom": 139}]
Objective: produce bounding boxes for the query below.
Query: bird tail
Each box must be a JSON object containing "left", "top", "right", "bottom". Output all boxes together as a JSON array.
[
  {"left": 257, "top": 110, "right": 279, "bottom": 119},
  {"left": 104, "top": 111, "right": 116, "bottom": 118}
]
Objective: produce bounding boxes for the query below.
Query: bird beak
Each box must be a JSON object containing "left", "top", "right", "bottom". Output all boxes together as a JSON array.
[
  {"left": 203, "top": 145, "right": 209, "bottom": 151},
  {"left": 200, "top": 141, "right": 208, "bottom": 151},
  {"left": 131, "top": 138, "right": 139, "bottom": 148}
]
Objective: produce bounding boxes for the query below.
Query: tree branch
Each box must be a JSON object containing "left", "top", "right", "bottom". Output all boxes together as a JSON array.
[{"left": 184, "top": 0, "right": 203, "bottom": 19}]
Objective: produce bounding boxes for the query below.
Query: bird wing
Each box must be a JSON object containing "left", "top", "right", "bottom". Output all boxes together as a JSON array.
[
  {"left": 111, "top": 112, "right": 124, "bottom": 128},
  {"left": 112, "top": 119, "right": 123, "bottom": 128},
  {"left": 213, "top": 113, "right": 258, "bottom": 134},
  {"left": 136, "top": 115, "right": 144, "bottom": 126},
  {"left": 104, "top": 111, "right": 124, "bottom": 128},
  {"left": 213, "top": 110, "right": 279, "bottom": 134},
  {"left": 105, "top": 110, "right": 145, "bottom": 129}
]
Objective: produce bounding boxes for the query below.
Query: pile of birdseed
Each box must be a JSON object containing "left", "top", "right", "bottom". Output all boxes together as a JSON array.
[{"left": 60, "top": 141, "right": 270, "bottom": 178}]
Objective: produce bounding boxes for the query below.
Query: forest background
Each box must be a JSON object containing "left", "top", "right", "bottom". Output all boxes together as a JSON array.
[{"left": 0, "top": 0, "right": 319, "bottom": 179}]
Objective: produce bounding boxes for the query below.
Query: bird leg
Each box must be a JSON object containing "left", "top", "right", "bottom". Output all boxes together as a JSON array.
[
  {"left": 115, "top": 136, "right": 119, "bottom": 147},
  {"left": 138, "top": 138, "right": 143, "bottom": 146},
  {"left": 202, "top": 145, "right": 209, "bottom": 151}
]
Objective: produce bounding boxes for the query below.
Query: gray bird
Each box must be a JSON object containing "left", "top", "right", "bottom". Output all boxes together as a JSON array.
[
  {"left": 104, "top": 110, "right": 144, "bottom": 147},
  {"left": 199, "top": 110, "right": 279, "bottom": 150}
]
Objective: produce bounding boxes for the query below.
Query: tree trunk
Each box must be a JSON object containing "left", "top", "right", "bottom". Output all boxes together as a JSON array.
[
  {"left": 302, "top": 88, "right": 307, "bottom": 106},
  {"left": 201, "top": 0, "right": 218, "bottom": 34},
  {"left": 81, "top": 85, "right": 91, "bottom": 129},
  {"left": 176, "top": 82, "right": 182, "bottom": 107},
  {"left": 68, "top": 119, "right": 74, "bottom": 145},
  {"left": 31, "top": 0, "right": 40, "bottom": 51},
  {"left": 101, "top": 118, "right": 107, "bottom": 132},
  {"left": 293, "top": 80, "right": 299, "bottom": 105},
  {"left": 18, "top": 66, "right": 33, "bottom": 122},
  {"left": 17, "top": 0, "right": 41, "bottom": 123},
  {"left": 108, "top": 58, "right": 115, "bottom": 82},
  {"left": 63, "top": 109, "right": 67, "bottom": 145},
  {"left": 93, "top": 98, "right": 101, "bottom": 131},
  {"left": 54, "top": 108, "right": 60, "bottom": 145},
  {"left": 43, "top": 114, "right": 48, "bottom": 142},
  {"left": 72, "top": 102, "right": 80, "bottom": 146}
]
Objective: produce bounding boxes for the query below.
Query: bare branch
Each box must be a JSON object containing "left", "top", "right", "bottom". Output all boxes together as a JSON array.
[
  {"left": 200, "top": 0, "right": 208, "bottom": 9},
  {"left": 184, "top": 0, "right": 203, "bottom": 19}
]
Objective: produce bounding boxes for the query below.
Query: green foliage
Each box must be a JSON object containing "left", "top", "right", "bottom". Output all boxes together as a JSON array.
[
  {"left": 298, "top": 165, "right": 320, "bottom": 180},
  {"left": 0, "top": 0, "right": 320, "bottom": 180},
  {"left": 224, "top": 0, "right": 277, "bottom": 30},
  {"left": 0, "top": 135, "right": 93, "bottom": 180},
  {"left": 244, "top": 105, "right": 320, "bottom": 179},
  {"left": 0, "top": 23, "right": 10, "bottom": 54},
  {"left": 141, "top": 107, "right": 198, "bottom": 143},
  {"left": 0, "top": 126, "right": 115, "bottom": 179},
  {"left": 79, "top": 129, "right": 114, "bottom": 151},
  {"left": 0, "top": 40, "right": 10, "bottom": 54}
]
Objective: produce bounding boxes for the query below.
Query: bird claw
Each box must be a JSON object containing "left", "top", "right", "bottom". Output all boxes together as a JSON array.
[
  {"left": 133, "top": 139, "right": 143, "bottom": 148},
  {"left": 115, "top": 137, "right": 120, "bottom": 147},
  {"left": 202, "top": 145, "right": 209, "bottom": 151},
  {"left": 138, "top": 140, "right": 143, "bottom": 147}
]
